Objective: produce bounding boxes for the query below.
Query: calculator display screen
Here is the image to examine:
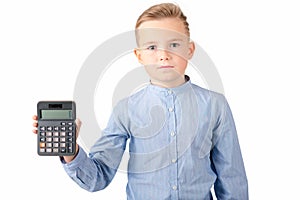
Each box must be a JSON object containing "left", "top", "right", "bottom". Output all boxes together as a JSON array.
[{"left": 41, "top": 110, "right": 73, "bottom": 119}]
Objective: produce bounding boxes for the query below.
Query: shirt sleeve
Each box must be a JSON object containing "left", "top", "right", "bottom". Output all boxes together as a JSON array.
[
  {"left": 60, "top": 106, "right": 129, "bottom": 192},
  {"left": 211, "top": 96, "right": 249, "bottom": 199}
]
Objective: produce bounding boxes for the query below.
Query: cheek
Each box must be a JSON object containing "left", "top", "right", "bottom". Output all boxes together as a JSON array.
[
  {"left": 178, "top": 65, "right": 187, "bottom": 74},
  {"left": 144, "top": 65, "right": 157, "bottom": 77},
  {"left": 175, "top": 57, "right": 188, "bottom": 73},
  {"left": 140, "top": 53, "right": 155, "bottom": 64}
]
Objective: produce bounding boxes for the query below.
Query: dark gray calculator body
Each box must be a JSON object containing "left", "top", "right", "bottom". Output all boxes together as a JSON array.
[{"left": 37, "top": 101, "right": 76, "bottom": 156}]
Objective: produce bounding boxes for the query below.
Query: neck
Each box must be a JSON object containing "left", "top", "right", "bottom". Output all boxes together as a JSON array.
[{"left": 150, "top": 75, "right": 186, "bottom": 88}]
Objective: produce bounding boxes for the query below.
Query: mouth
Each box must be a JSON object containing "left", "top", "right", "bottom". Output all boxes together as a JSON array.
[{"left": 158, "top": 65, "right": 175, "bottom": 69}]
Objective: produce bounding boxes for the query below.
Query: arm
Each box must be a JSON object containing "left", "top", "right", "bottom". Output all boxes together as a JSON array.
[
  {"left": 211, "top": 97, "right": 248, "bottom": 199},
  {"left": 32, "top": 105, "right": 129, "bottom": 192},
  {"left": 61, "top": 110, "right": 129, "bottom": 192}
]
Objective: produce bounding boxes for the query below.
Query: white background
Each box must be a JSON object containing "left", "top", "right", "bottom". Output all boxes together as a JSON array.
[{"left": 1, "top": 0, "right": 299, "bottom": 199}]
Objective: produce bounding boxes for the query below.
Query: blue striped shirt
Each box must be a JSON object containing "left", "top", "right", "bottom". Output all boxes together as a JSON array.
[{"left": 62, "top": 76, "right": 248, "bottom": 199}]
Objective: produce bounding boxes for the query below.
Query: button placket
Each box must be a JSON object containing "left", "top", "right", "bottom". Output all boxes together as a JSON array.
[{"left": 166, "top": 91, "right": 179, "bottom": 197}]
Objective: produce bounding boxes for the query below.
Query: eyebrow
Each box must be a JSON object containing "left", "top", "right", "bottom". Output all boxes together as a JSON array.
[
  {"left": 168, "top": 38, "right": 184, "bottom": 42},
  {"left": 141, "top": 41, "right": 157, "bottom": 46},
  {"left": 141, "top": 38, "right": 185, "bottom": 47}
]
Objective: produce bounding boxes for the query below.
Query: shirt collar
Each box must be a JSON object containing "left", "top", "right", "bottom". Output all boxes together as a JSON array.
[{"left": 147, "top": 75, "right": 191, "bottom": 96}]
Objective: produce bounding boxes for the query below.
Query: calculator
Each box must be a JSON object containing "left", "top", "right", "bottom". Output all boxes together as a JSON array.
[{"left": 37, "top": 101, "right": 76, "bottom": 156}]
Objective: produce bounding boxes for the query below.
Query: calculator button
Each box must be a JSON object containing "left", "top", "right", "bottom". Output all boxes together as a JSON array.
[
  {"left": 61, "top": 148, "right": 66, "bottom": 153},
  {"left": 40, "top": 148, "right": 45, "bottom": 153},
  {"left": 46, "top": 132, "right": 52, "bottom": 136},
  {"left": 68, "top": 146, "right": 73, "bottom": 153},
  {"left": 67, "top": 137, "right": 73, "bottom": 142},
  {"left": 46, "top": 143, "right": 52, "bottom": 148},
  {"left": 47, "top": 126, "right": 53, "bottom": 131},
  {"left": 61, "top": 127, "right": 66, "bottom": 131},
  {"left": 60, "top": 138, "right": 66, "bottom": 142},
  {"left": 67, "top": 132, "right": 73, "bottom": 136},
  {"left": 68, "top": 122, "right": 73, "bottom": 125},
  {"left": 46, "top": 148, "right": 52, "bottom": 153},
  {"left": 53, "top": 132, "right": 59, "bottom": 137},
  {"left": 40, "top": 132, "right": 46, "bottom": 136},
  {"left": 40, "top": 126, "right": 46, "bottom": 131},
  {"left": 53, "top": 148, "right": 59, "bottom": 153},
  {"left": 39, "top": 142, "right": 46, "bottom": 148},
  {"left": 68, "top": 126, "right": 73, "bottom": 131},
  {"left": 54, "top": 126, "right": 59, "bottom": 131},
  {"left": 60, "top": 143, "right": 66, "bottom": 147},
  {"left": 61, "top": 122, "right": 66, "bottom": 126},
  {"left": 53, "top": 143, "right": 59, "bottom": 147},
  {"left": 60, "top": 132, "right": 66, "bottom": 136},
  {"left": 46, "top": 138, "right": 52, "bottom": 142},
  {"left": 53, "top": 137, "right": 59, "bottom": 142},
  {"left": 40, "top": 137, "right": 46, "bottom": 142}
]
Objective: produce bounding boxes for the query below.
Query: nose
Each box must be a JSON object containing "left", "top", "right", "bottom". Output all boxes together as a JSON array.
[{"left": 158, "top": 49, "right": 170, "bottom": 61}]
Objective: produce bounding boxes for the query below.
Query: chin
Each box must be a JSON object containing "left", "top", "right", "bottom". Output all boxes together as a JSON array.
[{"left": 159, "top": 74, "right": 183, "bottom": 83}]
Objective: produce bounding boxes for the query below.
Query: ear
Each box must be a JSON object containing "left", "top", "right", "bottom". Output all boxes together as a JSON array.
[
  {"left": 187, "top": 41, "right": 195, "bottom": 60},
  {"left": 134, "top": 48, "right": 144, "bottom": 64}
]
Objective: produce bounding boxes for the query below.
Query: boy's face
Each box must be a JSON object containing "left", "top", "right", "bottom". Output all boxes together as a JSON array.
[{"left": 134, "top": 18, "right": 195, "bottom": 87}]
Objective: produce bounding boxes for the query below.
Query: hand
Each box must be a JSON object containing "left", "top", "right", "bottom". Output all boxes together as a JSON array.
[
  {"left": 32, "top": 115, "right": 82, "bottom": 163},
  {"left": 32, "top": 115, "right": 38, "bottom": 134}
]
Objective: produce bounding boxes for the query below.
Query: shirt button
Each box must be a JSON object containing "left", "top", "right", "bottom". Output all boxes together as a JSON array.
[
  {"left": 172, "top": 185, "right": 177, "bottom": 190},
  {"left": 168, "top": 107, "right": 174, "bottom": 112},
  {"left": 171, "top": 159, "right": 177, "bottom": 163},
  {"left": 170, "top": 131, "right": 175, "bottom": 137},
  {"left": 167, "top": 90, "right": 172, "bottom": 95}
]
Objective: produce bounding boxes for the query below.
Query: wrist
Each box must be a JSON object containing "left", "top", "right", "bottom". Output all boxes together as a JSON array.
[{"left": 63, "top": 144, "right": 79, "bottom": 163}]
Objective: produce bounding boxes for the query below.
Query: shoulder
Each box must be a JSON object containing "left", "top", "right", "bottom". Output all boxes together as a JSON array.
[
  {"left": 190, "top": 83, "right": 226, "bottom": 105},
  {"left": 112, "top": 86, "right": 149, "bottom": 113}
]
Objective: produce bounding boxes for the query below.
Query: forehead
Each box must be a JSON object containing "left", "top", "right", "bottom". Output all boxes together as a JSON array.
[{"left": 136, "top": 18, "right": 189, "bottom": 45}]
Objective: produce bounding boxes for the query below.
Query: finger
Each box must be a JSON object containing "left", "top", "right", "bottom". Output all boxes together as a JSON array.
[
  {"left": 33, "top": 122, "right": 38, "bottom": 127},
  {"left": 75, "top": 118, "right": 82, "bottom": 139},
  {"left": 75, "top": 118, "right": 82, "bottom": 130},
  {"left": 32, "top": 115, "right": 38, "bottom": 120},
  {"left": 32, "top": 129, "right": 38, "bottom": 134}
]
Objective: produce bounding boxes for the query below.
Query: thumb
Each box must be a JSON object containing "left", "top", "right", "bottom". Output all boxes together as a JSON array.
[{"left": 75, "top": 118, "right": 82, "bottom": 138}]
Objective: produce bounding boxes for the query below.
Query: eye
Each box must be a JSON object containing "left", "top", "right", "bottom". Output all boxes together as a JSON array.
[
  {"left": 170, "top": 43, "right": 180, "bottom": 48},
  {"left": 147, "top": 45, "right": 157, "bottom": 50}
]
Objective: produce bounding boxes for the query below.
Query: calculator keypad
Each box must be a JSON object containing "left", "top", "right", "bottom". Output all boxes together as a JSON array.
[{"left": 38, "top": 121, "right": 76, "bottom": 156}]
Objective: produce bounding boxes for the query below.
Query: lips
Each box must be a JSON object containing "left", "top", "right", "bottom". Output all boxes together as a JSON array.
[{"left": 159, "top": 65, "right": 174, "bottom": 69}]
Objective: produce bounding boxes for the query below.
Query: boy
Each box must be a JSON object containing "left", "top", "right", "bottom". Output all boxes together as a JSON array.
[{"left": 33, "top": 3, "right": 248, "bottom": 199}]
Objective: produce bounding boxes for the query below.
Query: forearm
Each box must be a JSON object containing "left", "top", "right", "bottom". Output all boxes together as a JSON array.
[
  {"left": 61, "top": 146, "right": 117, "bottom": 192},
  {"left": 211, "top": 133, "right": 248, "bottom": 199}
]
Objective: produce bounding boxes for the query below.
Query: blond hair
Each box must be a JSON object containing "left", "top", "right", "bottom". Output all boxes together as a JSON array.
[{"left": 135, "top": 3, "right": 190, "bottom": 37}]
